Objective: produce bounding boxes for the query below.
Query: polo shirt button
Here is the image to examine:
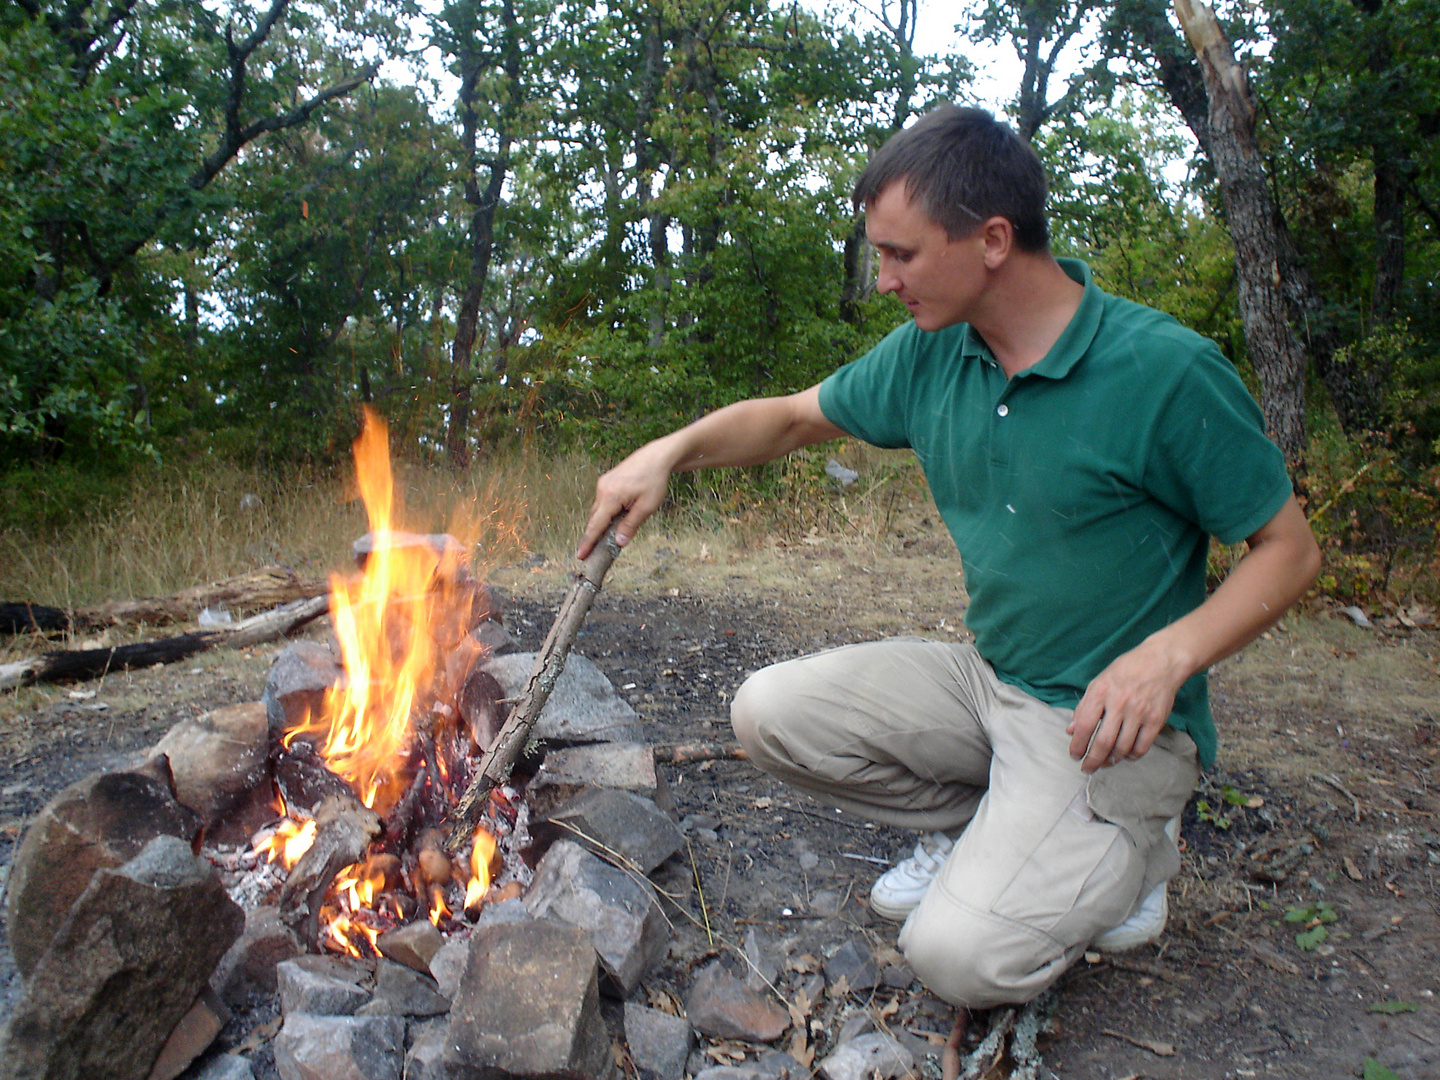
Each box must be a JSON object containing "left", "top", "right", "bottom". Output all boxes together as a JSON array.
[{"left": 996, "top": 404, "right": 1009, "bottom": 417}]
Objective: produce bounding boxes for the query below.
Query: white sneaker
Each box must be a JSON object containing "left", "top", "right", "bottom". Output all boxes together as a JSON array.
[
  {"left": 1092, "top": 816, "right": 1181, "bottom": 953},
  {"left": 869, "top": 833, "right": 953, "bottom": 921}
]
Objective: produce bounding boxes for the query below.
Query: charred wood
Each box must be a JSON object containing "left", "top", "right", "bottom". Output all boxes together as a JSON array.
[
  {"left": 0, "top": 594, "right": 328, "bottom": 690},
  {"left": 279, "top": 791, "right": 382, "bottom": 949}
]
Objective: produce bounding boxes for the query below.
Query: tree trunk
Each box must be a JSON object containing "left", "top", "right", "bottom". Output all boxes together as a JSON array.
[
  {"left": 447, "top": 0, "right": 523, "bottom": 469},
  {"left": 1174, "top": 0, "right": 1307, "bottom": 460}
]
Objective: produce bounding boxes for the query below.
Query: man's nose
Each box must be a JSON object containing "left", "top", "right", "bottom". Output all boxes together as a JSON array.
[{"left": 875, "top": 257, "right": 899, "bottom": 294}]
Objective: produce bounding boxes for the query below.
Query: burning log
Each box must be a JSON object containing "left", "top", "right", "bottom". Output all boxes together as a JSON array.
[
  {"left": 274, "top": 739, "right": 360, "bottom": 815},
  {"left": 279, "top": 791, "right": 383, "bottom": 948},
  {"left": 444, "top": 520, "right": 625, "bottom": 853},
  {"left": 0, "top": 594, "right": 329, "bottom": 691}
]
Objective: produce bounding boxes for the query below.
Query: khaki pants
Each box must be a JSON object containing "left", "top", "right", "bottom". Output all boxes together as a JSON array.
[{"left": 730, "top": 639, "right": 1199, "bottom": 1008}]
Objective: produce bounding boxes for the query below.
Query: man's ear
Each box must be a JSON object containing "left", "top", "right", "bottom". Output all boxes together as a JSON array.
[{"left": 980, "top": 217, "right": 1014, "bottom": 269}]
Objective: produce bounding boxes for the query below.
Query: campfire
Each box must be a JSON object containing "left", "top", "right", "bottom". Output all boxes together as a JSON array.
[{"left": 256, "top": 408, "right": 518, "bottom": 955}]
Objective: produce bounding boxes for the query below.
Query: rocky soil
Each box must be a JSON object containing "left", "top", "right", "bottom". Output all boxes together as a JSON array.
[{"left": 1, "top": 514, "right": 1437, "bottom": 1080}]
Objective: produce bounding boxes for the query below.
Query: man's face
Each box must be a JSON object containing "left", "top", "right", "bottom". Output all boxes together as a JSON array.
[{"left": 865, "top": 182, "right": 985, "bottom": 332}]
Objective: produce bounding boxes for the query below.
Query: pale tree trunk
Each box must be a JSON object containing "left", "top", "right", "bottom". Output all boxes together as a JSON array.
[{"left": 1174, "top": 0, "right": 1307, "bottom": 461}]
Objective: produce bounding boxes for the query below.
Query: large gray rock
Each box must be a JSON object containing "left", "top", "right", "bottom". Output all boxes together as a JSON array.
[
  {"left": 527, "top": 742, "right": 673, "bottom": 818},
  {"left": 4, "top": 762, "right": 197, "bottom": 978},
  {"left": 523, "top": 840, "right": 669, "bottom": 998},
  {"left": 533, "top": 787, "right": 683, "bottom": 875},
  {"left": 445, "top": 921, "right": 614, "bottom": 1080},
  {"left": 272, "top": 1012, "right": 405, "bottom": 1080},
  {"left": 263, "top": 640, "right": 344, "bottom": 737},
  {"left": 276, "top": 955, "right": 373, "bottom": 1017},
  {"left": 151, "top": 701, "right": 270, "bottom": 839},
  {"left": 355, "top": 959, "right": 450, "bottom": 1018},
  {"left": 0, "top": 835, "right": 244, "bottom": 1080},
  {"left": 481, "top": 652, "right": 640, "bottom": 743},
  {"left": 211, "top": 905, "right": 303, "bottom": 1009}
]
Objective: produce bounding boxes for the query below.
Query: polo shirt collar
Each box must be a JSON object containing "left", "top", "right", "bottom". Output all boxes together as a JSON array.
[{"left": 959, "top": 257, "right": 1102, "bottom": 380}]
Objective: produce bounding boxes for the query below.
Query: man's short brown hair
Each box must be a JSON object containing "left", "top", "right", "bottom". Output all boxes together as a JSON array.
[{"left": 853, "top": 106, "right": 1050, "bottom": 252}]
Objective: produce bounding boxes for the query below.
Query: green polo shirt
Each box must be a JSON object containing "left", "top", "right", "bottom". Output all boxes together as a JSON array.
[{"left": 818, "top": 259, "right": 1294, "bottom": 767}]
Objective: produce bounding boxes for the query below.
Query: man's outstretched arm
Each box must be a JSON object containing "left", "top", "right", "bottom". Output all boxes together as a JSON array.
[
  {"left": 577, "top": 385, "right": 845, "bottom": 559},
  {"left": 1067, "top": 495, "right": 1322, "bottom": 773}
]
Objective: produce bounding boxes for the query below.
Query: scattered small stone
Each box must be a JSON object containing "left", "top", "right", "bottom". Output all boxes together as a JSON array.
[
  {"left": 624, "top": 1001, "right": 694, "bottom": 1080},
  {"left": 817, "top": 1031, "right": 916, "bottom": 1080},
  {"left": 685, "top": 962, "right": 790, "bottom": 1042},
  {"left": 824, "top": 940, "right": 880, "bottom": 993},
  {"left": 743, "top": 928, "right": 779, "bottom": 992}
]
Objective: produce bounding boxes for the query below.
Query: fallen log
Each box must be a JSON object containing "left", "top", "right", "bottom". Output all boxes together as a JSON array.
[
  {"left": 0, "top": 565, "right": 328, "bottom": 636},
  {"left": 444, "top": 521, "right": 624, "bottom": 853},
  {"left": 0, "top": 595, "right": 329, "bottom": 691}
]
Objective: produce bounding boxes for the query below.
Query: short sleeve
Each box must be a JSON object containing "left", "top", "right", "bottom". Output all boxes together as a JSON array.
[{"left": 1143, "top": 347, "right": 1295, "bottom": 545}]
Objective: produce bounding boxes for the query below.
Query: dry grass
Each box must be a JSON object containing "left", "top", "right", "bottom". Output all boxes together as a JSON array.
[{"left": 0, "top": 442, "right": 932, "bottom": 622}]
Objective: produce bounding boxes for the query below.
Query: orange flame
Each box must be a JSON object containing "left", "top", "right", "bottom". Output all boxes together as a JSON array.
[
  {"left": 253, "top": 816, "right": 317, "bottom": 869},
  {"left": 282, "top": 407, "right": 480, "bottom": 815},
  {"left": 465, "top": 828, "right": 497, "bottom": 911}
]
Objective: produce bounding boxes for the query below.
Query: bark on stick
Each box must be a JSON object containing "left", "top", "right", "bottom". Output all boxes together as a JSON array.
[{"left": 444, "top": 522, "right": 624, "bottom": 852}]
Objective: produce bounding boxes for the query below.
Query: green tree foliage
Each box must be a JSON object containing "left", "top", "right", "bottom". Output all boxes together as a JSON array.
[{"left": 0, "top": 0, "right": 405, "bottom": 465}]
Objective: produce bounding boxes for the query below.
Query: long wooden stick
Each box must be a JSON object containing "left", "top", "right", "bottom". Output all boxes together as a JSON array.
[{"left": 444, "top": 522, "right": 624, "bottom": 852}]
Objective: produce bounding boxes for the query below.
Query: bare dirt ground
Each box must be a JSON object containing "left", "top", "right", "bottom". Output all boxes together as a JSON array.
[{"left": 1, "top": 503, "right": 1437, "bottom": 1080}]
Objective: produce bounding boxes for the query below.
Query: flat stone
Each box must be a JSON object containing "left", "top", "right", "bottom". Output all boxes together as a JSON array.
[
  {"left": 824, "top": 940, "right": 880, "bottom": 992},
  {"left": 146, "top": 987, "right": 230, "bottom": 1080},
  {"left": 528, "top": 742, "right": 673, "bottom": 818},
  {"left": 4, "top": 763, "right": 197, "bottom": 977},
  {"left": 624, "top": 1002, "right": 693, "bottom": 1080},
  {"left": 152, "top": 701, "right": 270, "bottom": 840},
  {"left": 403, "top": 1019, "right": 450, "bottom": 1080},
  {"left": 533, "top": 787, "right": 683, "bottom": 875},
  {"left": 817, "top": 1032, "right": 915, "bottom": 1080},
  {"left": 263, "top": 640, "right": 344, "bottom": 736},
  {"left": 523, "top": 840, "right": 669, "bottom": 997},
  {"left": 427, "top": 938, "right": 469, "bottom": 1003},
  {"left": 355, "top": 959, "right": 450, "bottom": 1017},
  {"left": 482, "top": 652, "right": 640, "bottom": 744},
  {"left": 0, "top": 835, "right": 244, "bottom": 1080},
  {"left": 685, "top": 962, "right": 790, "bottom": 1043},
  {"left": 211, "top": 905, "right": 303, "bottom": 1008},
  {"left": 273, "top": 1012, "right": 405, "bottom": 1080},
  {"left": 742, "top": 929, "right": 779, "bottom": 993},
  {"left": 188, "top": 1055, "right": 256, "bottom": 1080},
  {"left": 276, "top": 954, "right": 373, "bottom": 1017},
  {"left": 444, "top": 920, "right": 614, "bottom": 1080},
  {"left": 376, "top": 919, "right": 443, "bottom": 976},
  {"left": 474, "top": 896, "right": 533, "bottom": 928}
]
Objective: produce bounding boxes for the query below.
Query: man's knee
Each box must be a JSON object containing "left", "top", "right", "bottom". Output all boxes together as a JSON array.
[
  {"left": 898, "top": 903, "right": 1074, "bottom": 1009},
  {"left": 730, "top": 663, "right": 785, "bottom": 755}
]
